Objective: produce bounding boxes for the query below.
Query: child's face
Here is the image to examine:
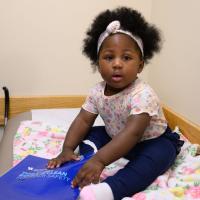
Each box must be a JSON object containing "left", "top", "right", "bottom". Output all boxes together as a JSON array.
[{"left": 98, "top": 33, "right": 144, "bottom": 95}]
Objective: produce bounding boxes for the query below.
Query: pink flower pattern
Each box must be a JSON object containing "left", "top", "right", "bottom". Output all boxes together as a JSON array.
[
  {"left": 131, "top": 193, "right": 146, "bottom": 200},
  {"left": 186, "top": 186, "right": 200, "bottom": 199},
  {"left": 14, "top": 121, "right": 200, "bottom": 200},
  {"left": 82, "top": 78, "right": 167, "bottom": 140}
]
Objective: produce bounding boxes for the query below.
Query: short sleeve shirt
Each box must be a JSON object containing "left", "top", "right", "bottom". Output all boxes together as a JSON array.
[{"left": 82, "top": 78, "right": 167, "bottom": 140}]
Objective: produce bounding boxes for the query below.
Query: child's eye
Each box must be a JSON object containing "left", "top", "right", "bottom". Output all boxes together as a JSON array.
[
  {"left": 103, "top": 55, "right": 113, "bottom": 61},
  {"left": 123, "top": 55, "right": 132, "bottom": 61}
]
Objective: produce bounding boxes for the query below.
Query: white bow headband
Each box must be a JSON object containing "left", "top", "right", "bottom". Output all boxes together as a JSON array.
[{"left": 97, "top": 20, "right": 144, "bottom": 57}]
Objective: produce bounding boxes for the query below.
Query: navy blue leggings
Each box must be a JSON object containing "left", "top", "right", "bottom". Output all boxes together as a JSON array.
[{"left": 79, "top": 126, "right": 184, "bottom": 200}]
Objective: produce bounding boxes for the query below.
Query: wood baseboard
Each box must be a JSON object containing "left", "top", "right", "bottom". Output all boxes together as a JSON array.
[
  {"left": 0, "top": 96, "right": 200, "bottom": 144},
  {"left": 0, "top": 95, "right": 86, "bottom": 125},
  {"left": 162, "top": 105, "right": 200, "bottom": 144}
]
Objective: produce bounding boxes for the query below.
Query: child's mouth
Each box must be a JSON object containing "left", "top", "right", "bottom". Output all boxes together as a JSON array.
[{"left": 112, "top": 74, "right": 123, "bottom": 82}]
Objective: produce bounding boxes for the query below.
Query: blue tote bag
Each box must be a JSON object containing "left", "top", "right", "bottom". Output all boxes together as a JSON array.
[{"left": 0, "top": 154, "right": 92, "bottom": 200}]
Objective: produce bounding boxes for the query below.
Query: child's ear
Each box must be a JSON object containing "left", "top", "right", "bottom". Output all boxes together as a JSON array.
[{"left": 138, "top": 60, "right": 144, "bottom": 73}]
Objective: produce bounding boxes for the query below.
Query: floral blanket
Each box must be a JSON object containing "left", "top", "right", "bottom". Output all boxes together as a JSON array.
[{"left": 14, "top": 121, "right": 200, "bottom": 200}]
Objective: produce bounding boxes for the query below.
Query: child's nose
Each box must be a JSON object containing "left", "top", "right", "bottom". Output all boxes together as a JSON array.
[{"left": 112, "top": 58, "right": 122, "bottom": 69}]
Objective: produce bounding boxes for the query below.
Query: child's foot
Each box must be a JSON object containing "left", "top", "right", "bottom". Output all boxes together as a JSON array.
[{"left": 79, "top": 183, "right": 114, "bottom": 200}]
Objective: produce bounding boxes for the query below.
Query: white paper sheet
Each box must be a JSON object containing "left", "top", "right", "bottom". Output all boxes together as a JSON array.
[{"left": 31, "top": 108, "right": 104, "bottom": 127}]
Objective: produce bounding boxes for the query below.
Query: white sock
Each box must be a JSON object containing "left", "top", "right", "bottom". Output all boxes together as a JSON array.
[
  {"left": 80, "top": 183, "right": 114, "bottom": 200},
  {"left": 93, "top": 183, "right": 114, "bottom": 200}
]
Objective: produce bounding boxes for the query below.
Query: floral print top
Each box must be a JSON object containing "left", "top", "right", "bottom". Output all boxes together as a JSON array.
[{"left": 82, "top": 78, "right": 167, "bottom": 140}]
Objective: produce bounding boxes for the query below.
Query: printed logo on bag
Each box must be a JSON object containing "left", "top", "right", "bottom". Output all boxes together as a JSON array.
[{"left": 16, "top": 166, "right": 70, "bottom": 181}]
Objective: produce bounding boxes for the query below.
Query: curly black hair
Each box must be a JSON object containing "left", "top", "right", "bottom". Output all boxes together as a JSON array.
[{"left": 82, "top": 7, "right": 162, "bottom": 68}]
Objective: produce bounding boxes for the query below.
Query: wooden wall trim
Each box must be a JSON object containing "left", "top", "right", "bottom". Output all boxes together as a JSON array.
[
  {"left": 0, "top": 96, "right": 200, "bottom": 144},
  {"left": 162, "top": 105, "right": 200, "bottom": 144},
  {"left": 0, "top": 95, "right": 86, "bottom": 125},
  {"left": 0, "top": 97, "right": 4, "bottom": 125}
]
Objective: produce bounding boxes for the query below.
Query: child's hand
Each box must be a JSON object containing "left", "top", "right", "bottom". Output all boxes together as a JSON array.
[
  {"left": 72, "top": 156, "right": 105, "bottom": 188},
  {"left": 47, "top": 148, "right": 80, "bottom": 169}
]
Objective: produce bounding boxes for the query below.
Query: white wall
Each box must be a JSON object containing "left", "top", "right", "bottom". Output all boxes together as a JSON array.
[
  {"left": 0, "top": 0, "right": 151, "bottom": 96},
  {"left": 149, "top": 0, "right": 200, "bottom": 125},
  {"left": 1, "top": 0, "right": 199, "bottom": 126}
]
